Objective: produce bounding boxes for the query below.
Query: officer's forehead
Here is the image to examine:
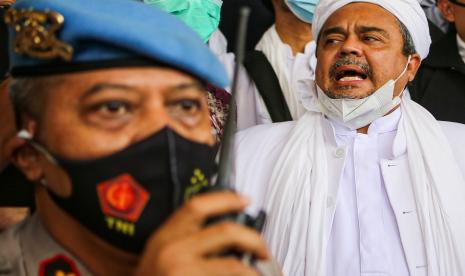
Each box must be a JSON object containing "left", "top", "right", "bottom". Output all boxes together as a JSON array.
[{"left": 35, "top": 67, "right": 202, "bottom": 94}]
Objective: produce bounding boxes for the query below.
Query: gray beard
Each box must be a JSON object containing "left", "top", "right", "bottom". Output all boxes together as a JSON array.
[{"left": 325, "top": 87, "right": 376, "bottom": 99}]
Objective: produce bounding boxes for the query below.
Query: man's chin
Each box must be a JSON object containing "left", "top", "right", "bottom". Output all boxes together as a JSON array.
[{"left": 327, "top": 85, "right": 374, "bottom": 99}]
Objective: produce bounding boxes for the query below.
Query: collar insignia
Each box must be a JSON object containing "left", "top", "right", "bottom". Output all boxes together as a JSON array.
[{"left": 4, "top": 8, "right": 73, "bottom": 61}]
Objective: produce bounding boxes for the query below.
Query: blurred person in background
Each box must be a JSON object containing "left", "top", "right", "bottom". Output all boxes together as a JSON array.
[
  {"left": 241, "top": 0, "right": 319, "bottom": 128},
  {"left": 410, "top": 0, "right": 465, "bottom": 124},
  {"left": 422, "top": 0, "right": 449, "bottom": 34}
]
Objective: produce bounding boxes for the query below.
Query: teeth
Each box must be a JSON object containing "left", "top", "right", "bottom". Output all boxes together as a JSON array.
[{"left": 340, "top": 76, "right": 363, "bottom": 81}]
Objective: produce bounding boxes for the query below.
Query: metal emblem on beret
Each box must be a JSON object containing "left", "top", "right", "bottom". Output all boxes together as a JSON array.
[{"left": 4, "top": 8, "right": 73, "bottom": 61}]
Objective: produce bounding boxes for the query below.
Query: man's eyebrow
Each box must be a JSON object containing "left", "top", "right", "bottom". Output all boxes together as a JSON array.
[
  {"left": 81, "top": 83, "right": 138, "bottom": 100},
  {"left": 358, "top": 26, "right": 390, "bottom": 38},
  {"left": 322, "top": 26, "right": 347, "bottom": 37},
  {"left": 164, "top": 81, "right": 206, "bottom": 95},
  {"left": 81, "top": 81, "right": 205, "bottom": 100}
]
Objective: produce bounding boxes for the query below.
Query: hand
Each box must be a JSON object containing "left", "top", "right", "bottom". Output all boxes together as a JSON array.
[{"left": 134, "top": 192, "right": 270, "bottom": 276}]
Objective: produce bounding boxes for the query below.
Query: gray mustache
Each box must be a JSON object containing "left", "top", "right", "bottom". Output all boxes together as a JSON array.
[{"left": 329, "top": 57, "right": 373, "bottom": 80}]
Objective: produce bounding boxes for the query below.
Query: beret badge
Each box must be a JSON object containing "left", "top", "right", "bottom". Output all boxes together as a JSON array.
[{"left": 4, "top": 8, "right": 73, "bottom": 61}]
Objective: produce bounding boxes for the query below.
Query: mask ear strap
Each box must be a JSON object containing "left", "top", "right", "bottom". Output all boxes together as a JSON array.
[
  {"left": 17, "top": 130, "right": 58, "bottom": 166},
  {"left": 394, "top": 55, "right": 412, "bottom": 83},
  {"left": 393, "top": 55, "right": 413, "bottom": 99}
]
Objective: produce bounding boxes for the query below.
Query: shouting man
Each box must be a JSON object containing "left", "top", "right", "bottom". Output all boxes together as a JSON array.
[{"left": 235, "top": 0, "right": 465, "bottom": 275}]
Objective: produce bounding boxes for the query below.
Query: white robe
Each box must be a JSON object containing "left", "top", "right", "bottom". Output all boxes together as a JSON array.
[
  {"left": 252, "top": 25, "right": 317, "bottom": 126},
  {"left": 234, "top": 104, "right": 465, "bottom": 276}
]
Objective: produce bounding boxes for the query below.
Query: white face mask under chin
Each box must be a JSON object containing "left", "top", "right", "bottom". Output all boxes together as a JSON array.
[{"left": 316, "top": 55, "right": 411, "bottom": 130}]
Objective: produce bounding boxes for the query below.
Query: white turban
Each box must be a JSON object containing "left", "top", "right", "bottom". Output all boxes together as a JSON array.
[{"left": 312, "top": 0, "right": 431, "bottom": 59}]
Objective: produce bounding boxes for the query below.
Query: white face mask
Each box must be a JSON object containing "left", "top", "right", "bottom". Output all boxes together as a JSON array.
[{"left": 316, "top": 55, "right": 411, "bottom": 130}]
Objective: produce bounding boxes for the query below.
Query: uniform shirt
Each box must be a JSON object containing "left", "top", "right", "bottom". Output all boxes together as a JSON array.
[
  {"left": 0, "top": 213, "right": 92, "bottom": 276},
  {"left": 457, "top": 33, "right": 465, "bottom": 65},
  {"left": 0, "top": 213, "right": 282, "bottom": 276},
  {"left": 326, "top": 108, "right": 410, "bottom": 276}
]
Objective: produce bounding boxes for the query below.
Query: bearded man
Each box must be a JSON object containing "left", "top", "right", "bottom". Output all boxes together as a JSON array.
[{"left": 235, "top": 0, "right": 465, "bottom": 275}]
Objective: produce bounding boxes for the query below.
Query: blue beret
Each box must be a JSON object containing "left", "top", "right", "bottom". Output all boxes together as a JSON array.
[{"left": 5, "top": 0, "right": 229, "bottom": 88}]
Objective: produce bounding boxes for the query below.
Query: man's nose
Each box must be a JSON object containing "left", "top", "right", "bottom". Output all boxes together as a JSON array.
[{"left": 338, "top": 36, "right": 363, "bottom": 57}]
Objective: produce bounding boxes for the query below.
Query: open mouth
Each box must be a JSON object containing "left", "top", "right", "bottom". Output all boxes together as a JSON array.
[{"left": 335, "top": 66, "right": 368, "bottom": 82}]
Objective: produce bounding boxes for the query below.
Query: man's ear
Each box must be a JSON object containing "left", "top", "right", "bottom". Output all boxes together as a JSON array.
[
  {"left": 438, "top": 0, "right": 456, "bottom": 23},
  {"left": 406, "top": 54, "right": 422, "bottom": 82},
  {"left": 8, "top": 120, "right": 43, "bottom": 182},
  {"left": 11, "top": 143, "right": 43, "bottom": 182}
]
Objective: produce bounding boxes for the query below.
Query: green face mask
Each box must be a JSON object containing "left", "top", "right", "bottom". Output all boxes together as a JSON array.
[{"left": 144, "top": 0, "right": 222, "bottom": 43}]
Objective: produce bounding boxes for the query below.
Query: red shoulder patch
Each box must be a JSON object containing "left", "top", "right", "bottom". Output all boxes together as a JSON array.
[{"left": 39, "top": 254, "right": 80, "bottom": 276}]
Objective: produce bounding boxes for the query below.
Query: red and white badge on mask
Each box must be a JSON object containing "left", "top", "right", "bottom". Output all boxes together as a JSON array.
[{"left": 97, "top": 174, "right": 149, "bottom": 222}]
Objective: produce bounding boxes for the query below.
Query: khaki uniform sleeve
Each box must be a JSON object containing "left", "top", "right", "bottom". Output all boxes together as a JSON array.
[{"left": 0, "top": 222, "right": 27, "bottom": 276}]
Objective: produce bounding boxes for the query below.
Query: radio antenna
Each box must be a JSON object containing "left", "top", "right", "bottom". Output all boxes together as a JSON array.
[{"left": 215, "top": 6, "right": 251, "bottom": 190}]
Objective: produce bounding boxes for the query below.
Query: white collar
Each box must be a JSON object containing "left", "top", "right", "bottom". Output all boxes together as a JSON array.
[
  {"left": 457, "top": 33, "right": 465, "bottom": 65},
  {"left": 328, "top": 107, "right": 401, "bottom": 137},
  {"left": 323, "top": 107, "right": 406, "bottom": 159}
]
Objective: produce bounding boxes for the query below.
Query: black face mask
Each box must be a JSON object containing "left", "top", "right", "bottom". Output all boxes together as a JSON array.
[{"left": 29, "top": 127, "right": 217, "bottom": 254}]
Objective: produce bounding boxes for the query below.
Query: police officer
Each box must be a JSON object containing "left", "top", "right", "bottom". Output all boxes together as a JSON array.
[{"left": 0, "top": 0, "right": 278, "bottom": 275}]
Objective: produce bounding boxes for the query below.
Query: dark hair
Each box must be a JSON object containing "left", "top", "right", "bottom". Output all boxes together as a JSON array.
[
  {"left": 397, "top": 19, "right": 416, "bottom": 57},
  {"left": 9, "top": 77, "right": 54, "bottom": 128}
]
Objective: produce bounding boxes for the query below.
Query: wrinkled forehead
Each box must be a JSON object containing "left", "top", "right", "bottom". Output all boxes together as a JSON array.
[
  {"left": 320, "top": 2, "right": 399, "bottom": 36},
  {"left": 43, "top": 66, "right": 202, "bottom": 96}
]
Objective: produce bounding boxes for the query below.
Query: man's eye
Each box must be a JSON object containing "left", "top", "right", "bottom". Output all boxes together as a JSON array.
[
  {"left": 96, "top": 101, "right": 130, "bottom": 116},
  {"left": 364, "top": 36, "right": 379, "bottom": 42},
  {"left": 326, "top": 38, "right": 341, "bottom": 45},
  {"left": 173, "top": 99, "right": 201, "bottom": 113},
  {"left": 167, "top": 98, "right": 204, "bottom": 126}
]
